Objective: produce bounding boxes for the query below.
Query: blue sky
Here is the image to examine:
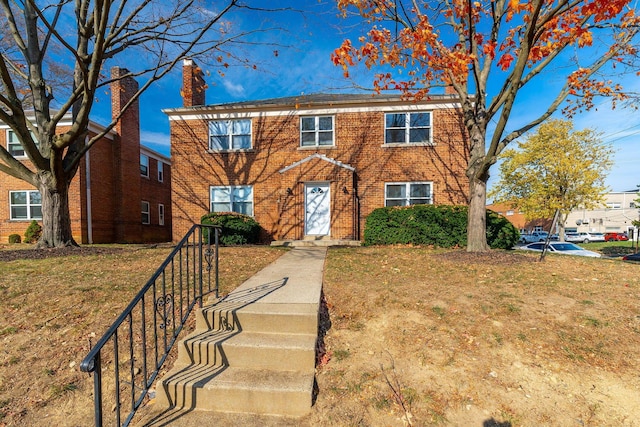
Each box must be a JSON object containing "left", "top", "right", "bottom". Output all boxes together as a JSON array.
[{"left": 90, "top": 0, "right": 640, "bottom": 193}]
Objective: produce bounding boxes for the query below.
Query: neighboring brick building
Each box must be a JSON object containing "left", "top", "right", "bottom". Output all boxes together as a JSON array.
[
  {"left": 166, "top": 60, "right": 470, "bottom": 242},
  {"left": 486, "top": 202, "right": 553, "bottom": 233},
  {"left": 0, "top": 68, "right": 171, "bottom": 244}
]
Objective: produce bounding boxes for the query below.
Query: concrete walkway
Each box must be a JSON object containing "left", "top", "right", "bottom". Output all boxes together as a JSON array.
[{"left": 137, "top": 247, "right": 327, "bottom": 427}]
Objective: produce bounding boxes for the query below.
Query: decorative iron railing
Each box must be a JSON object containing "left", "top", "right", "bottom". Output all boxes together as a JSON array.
[{"left": 80, "top": 224, "right": 220, "bottom": 427}]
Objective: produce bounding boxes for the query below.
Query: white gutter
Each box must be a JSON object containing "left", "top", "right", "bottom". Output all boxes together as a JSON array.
[{"left": 85, "top": 136, "right": 93, "bottom": 244}]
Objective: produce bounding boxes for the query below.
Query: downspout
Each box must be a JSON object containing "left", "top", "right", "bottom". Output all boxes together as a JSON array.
[{"left": 85, "top": 136, "right": 93, "bottom": 244}]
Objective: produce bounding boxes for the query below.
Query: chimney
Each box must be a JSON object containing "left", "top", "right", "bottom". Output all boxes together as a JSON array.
[
  {"left": 110, "top": 66, "right": 142, "bottom": 243},
  {"left": 182, "top": 59, "right": 206, "bottom": 107}
]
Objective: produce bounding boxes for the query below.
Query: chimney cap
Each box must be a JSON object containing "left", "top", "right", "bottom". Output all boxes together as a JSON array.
[{"left": 183, "top": 58, "right": 194, "bottom": 66}]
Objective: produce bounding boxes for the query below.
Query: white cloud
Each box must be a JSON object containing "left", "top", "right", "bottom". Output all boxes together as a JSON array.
[{"left": 223, "top": 80, "right": 246, "bottom": 97}]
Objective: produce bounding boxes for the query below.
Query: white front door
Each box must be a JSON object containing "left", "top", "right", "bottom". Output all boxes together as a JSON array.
[{"left": 305, "top": 183, "right": 330, "bottom": 235}]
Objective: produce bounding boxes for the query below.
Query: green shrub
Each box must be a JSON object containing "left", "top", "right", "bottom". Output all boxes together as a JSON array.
[
  {"left": 24, "top": 220, "right": 42, "bottom": 244},
  {"left": 363, "top": 205, "right": 519, "bottom": 249},
  {"left": 8, "top": 234, "right": 21, "bottom": 244},
  {"left": 200, "top": 212, "right": 261, "bottom": 245}
]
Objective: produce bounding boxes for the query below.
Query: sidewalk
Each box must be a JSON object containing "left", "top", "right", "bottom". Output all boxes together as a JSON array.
[
  {"left": 217, "top": 246, "right": 326, "bottom": 305},
  {"left": 138, "top": 247, "right": 327, "bottom": 427}
]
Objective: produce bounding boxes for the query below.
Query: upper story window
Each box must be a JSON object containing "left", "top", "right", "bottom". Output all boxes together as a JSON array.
[
  {"left": 10, "top": 190, "right": 42, "bottom": 220},
  {"left": 7, "top": 130, "right": 38, "bottom": 157},
  {"left": 385, "top": 112, "right": 431, "bottom": 144},
  {"left": 210, "top": 185, "right": 253, "bottom": 216},
  {"left": 300, "top": 116, "right": 334, "bottom": 147},
  {"left": 157, "top": 161, "right": 164, "bottom": 182},
  {"left": 385, "top": 182, "right": 432, "bottom": 207},
  {"left": 606, "top": 202, "right": 622, "bottom": 209},
  {"left": 141, "top": 201, "right": 150, "bottom": 224},
  {"left": 140, "top": 154, "right": 149, "bottom": 177},
  {"left": 209, "top": 119, "right": 251, "bottom": 150}
]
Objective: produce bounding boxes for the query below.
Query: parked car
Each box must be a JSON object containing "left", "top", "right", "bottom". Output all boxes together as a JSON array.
[
  {"left": 622, "top": 252, "right": 640, "bottom": 262},
  {"left": 518, "top": 242, "right": 601, "bottom": 258},
  {"left": 519, "top": 231, "right": 549, "bottom": 244},
  {"left": 605, "top": 232, "right": 629, "bottom": 241},
  {"left": 566, "top": 232, "right": 604, "bottom": 243}
]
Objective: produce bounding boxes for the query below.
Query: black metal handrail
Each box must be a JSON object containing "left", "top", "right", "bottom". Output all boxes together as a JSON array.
[{"left": 80, "top": 224, "right": 220, "bottom": 427}]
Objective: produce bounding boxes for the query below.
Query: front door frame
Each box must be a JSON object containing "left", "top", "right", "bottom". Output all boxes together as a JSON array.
[{"left": 304, "top": 182, "right": 331, "bottom": 236}]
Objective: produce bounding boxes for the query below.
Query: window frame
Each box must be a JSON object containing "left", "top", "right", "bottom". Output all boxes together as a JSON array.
[
  {"left": 140, "top": 154, "right": 149, "bottom": 178},
  {"left": 141, "top": 201, "right": 150, "bottom": 224},
  {"left": 7, "top": 129, "right": 38, "bottom": 158},
  {"left": 158, "top": 203, "right": 165, "bottom": 226},
  {"left": 157, "top": 160, "right": 164, "bottom": 182},
  {"left": 9, "top": 190, "right": 42, "bottom": 220},
  {"left": 384, "top": 111, "right": 432, "bottom": 145},
  {"left": 208, "top": 119, "right": 252, "bottom": 151},
  {"left": 300, "top": 115, "right": 335, "bottom": 148},
  {"left": 384, "top": 182, "right": 433, "bottom": 207},
  {"left": 209, "top": 185, "right": 254, "bottom": 216}
]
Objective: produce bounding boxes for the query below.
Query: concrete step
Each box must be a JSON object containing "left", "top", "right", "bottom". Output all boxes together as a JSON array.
[
  {"left": 156, "top": 365, "right": 315, "bottom": 417},
  {"left": 196, "top": 303, "right": 318, "bottom": 335},
  {"left": 177, "top": 329, "right": 317, "bottom": 370}
]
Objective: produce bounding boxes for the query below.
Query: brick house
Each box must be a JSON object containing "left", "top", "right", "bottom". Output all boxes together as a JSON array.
[
  {"left": 166, "top": 60, "right": 469, "bottom": 242},
  {"left": 0, "top": 68, "right": 172, "bottom": 244}
]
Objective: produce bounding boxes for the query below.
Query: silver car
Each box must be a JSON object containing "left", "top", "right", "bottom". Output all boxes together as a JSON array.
[{"left": 518, "top": 242, "right": 601, "bottom": 257}]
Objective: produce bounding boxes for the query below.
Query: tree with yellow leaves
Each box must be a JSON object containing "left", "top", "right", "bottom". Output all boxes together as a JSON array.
[{"left": 489, "top": 119, "right": 612, "bottom": 240}]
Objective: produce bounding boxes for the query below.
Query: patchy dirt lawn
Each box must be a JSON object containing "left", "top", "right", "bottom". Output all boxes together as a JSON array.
[
  {"left": 306, "top": 247, "right": 640, "bottom": 426},
  {"left": 0, "top": 244, "right": 283, "bottom": 427},
  {"left": 1, "top": 244, "right": 640, "bottom": 427}
]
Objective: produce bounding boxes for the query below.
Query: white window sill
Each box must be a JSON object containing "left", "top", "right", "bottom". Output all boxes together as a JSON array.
[
  {"left": 207, "top": 149, "right": 254, "bottom": 154},
  {"left": 298, "top": 146, "right": 336, "bottom": 150},
  {"left": 382, "top": 142, "right": 436, "bottom": 148}
]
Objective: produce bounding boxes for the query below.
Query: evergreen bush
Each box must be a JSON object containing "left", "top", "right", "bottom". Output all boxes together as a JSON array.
[
  {"left": 363, "top": 205, "right": 519, "bottom": 249},
  {"left": 24, "top": 220, "right": 42, "bottom": 244},
  {"left": 8, "top": 234, "right": 21, "bottom": 244},
  {"left": 200, "top": 212, "right": 262, "bottom": 245}
]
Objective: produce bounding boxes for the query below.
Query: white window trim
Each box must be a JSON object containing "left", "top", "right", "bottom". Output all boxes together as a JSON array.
[
  {"left": 208, "top": 119, "right": 252, "bottom": 151},
  {"left": 10, "top": 190, "right": 42, "bottom": 220},
  {"left": 7, "top": 129, "right": 38, "bottom": 158},
  {"left": 140, "top": 154, "right": 149, "bottom": 178},
  {"left": 209, "top": 185, "right": 254, "bottom": 216},
  {"left": 157, "top": 161, "right": 164, "bottom": 182},
  {"left": 158, "top": 203, "right": 165, "bottom": 226},
  {"left": 384, "top": 111, "right": 433, "bottom": 146},
  {"left": 141, "top": 201, "right": 150, "bottom": 224},
  {"left": 384, "top": 182, "right": 433, "bottom": 207},
  {"left": 300, "top": 115, "right": 335, "bottom": 148}
]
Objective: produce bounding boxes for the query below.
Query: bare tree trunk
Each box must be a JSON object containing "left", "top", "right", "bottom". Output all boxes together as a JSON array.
[
  {"left": 466, "top": 122, "right": 490, "bottom": 252},
  {"left": 467, "top": 176, "right": 490, "bottom": 252},
  {"left": 37, "top": 177, "right": 77, "bottom": 248}
]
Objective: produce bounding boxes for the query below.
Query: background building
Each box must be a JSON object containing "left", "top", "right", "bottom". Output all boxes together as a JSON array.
[{"left": 0, "top": 68, "right": 172, "bottom": 244}]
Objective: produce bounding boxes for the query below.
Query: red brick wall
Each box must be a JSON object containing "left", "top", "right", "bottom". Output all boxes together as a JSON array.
[
  {"left": 140, "top": 155, "right": 172, "bottom": 242},
  {"left": 0, "top": 125, "right": 84, "bottom": 243},
  {"left": 170, "top": 105, "right": 469, "bottom": 242}
]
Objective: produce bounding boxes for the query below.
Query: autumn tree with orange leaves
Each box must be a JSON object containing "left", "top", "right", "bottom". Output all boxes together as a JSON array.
[{"left": 332, "top": 0, "right": 639, "bottom": 252}]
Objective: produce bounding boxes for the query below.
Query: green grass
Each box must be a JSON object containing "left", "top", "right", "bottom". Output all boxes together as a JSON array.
[{"left": 581, "top": 240, "right": 637, "bottom": 255}]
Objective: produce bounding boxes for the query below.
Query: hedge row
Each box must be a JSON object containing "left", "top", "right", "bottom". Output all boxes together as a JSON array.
[
  {"left": 201, "top": 212, "right": 262, "bottom": 245},
  {"left": 363, "top": 205, "right": 519, "bottom": 249}
]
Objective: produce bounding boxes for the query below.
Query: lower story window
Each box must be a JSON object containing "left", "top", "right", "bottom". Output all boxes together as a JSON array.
[
  {"left": 141, "top": 201, "right": 150, "bottom": 224},
  {"left": 385, "top": 182, "right": 432, "bottom": 207},
  {"left": 10, "top": 190, "right": 42, "bottom": 220},
  {"left": 210, "top": 185, "right": 253, "bottom": 216}
]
